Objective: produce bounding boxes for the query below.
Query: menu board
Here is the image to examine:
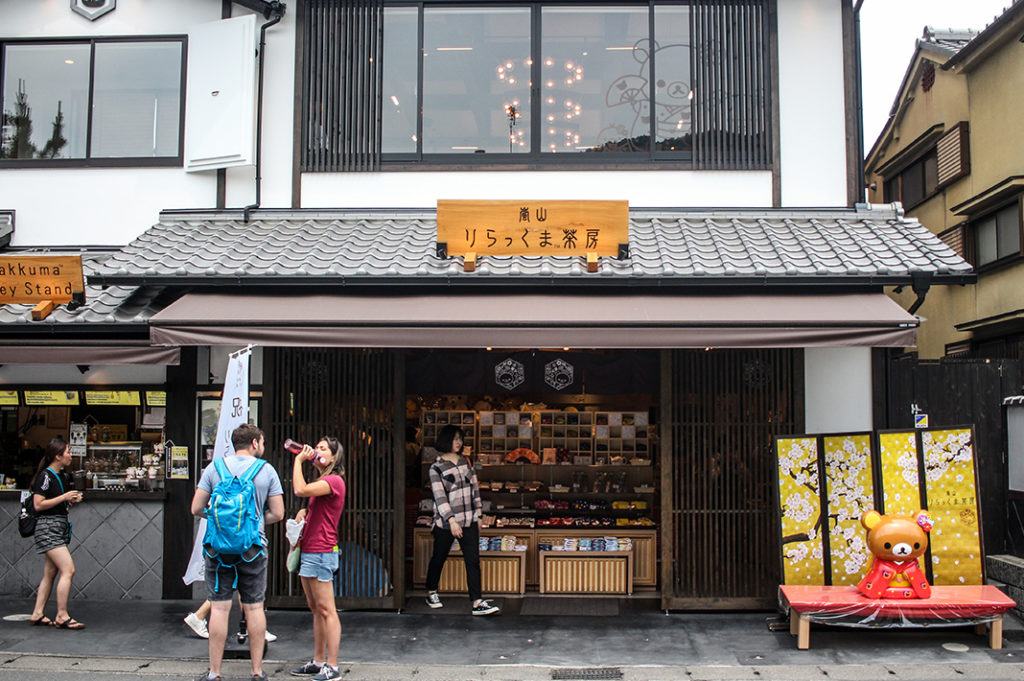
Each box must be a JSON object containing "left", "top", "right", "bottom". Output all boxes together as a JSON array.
[
  {"left": 69, "top": 424, "right": 88, "bottom": 458},
  {"left": 0, "top": 391, "right": 17, "bottom": 405},
  {"left": 146, "top": 391, "right": 167, "bottom": 407},
  {"left": 85, "top": 391, "right": 141, "bottom": 406},
  {"left": 24, "top": 390, "right": 79, "bottom": 406}
]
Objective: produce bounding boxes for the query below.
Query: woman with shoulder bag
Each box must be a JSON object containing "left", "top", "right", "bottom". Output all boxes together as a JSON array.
[
  {"left": 289, "top": 437, "right": 346, "bottom": 681},
  {"left": 29, "top": 436, "right": 85, "bottom": 629},
  {"left": 424, "top": 424, "right": 499, "bottom": 616}
]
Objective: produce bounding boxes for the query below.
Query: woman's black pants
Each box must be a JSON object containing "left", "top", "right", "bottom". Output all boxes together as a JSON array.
[{"left": 425, "top": 522, "right": 481, "bottom": 602}]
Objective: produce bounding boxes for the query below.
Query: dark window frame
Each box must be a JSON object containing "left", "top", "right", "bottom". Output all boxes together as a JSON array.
[
  {"left": 883, "top": 147, "right": 939, "bottom": 210},
  {"left": 969, "top": 197, "right": 1024, "bottom": 272},
  {"left": 300, "top": 0, "right": 772, "bottom": 172},
  {"left": 0, "top": 35, "right": 188, "bottom": 168}
]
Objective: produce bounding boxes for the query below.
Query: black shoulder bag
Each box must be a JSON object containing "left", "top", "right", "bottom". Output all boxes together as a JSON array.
[{"left": 18, "top": 495, "right": 36, "bottom": 538}]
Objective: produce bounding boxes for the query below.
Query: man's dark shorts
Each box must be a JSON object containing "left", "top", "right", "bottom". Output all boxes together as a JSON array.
[{"left": 205, "top": 551, "right": 267, "bottom": 604}]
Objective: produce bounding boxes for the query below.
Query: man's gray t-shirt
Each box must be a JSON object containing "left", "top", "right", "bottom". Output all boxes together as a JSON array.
[{"left": 198, "top": 454, "right": 283, "bottom": 546}]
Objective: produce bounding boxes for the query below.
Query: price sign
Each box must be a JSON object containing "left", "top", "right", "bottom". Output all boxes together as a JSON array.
[
  {"left": 24, "top": 390, "right": 79, "bottom": 406},
  {"left": 85, "top": 391, "right": 141, "bottom": 406}
]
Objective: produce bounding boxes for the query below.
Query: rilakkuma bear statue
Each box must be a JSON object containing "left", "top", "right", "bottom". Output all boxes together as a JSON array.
[{"left": 857, "top": 509, "right": 934, "bottom": 599}]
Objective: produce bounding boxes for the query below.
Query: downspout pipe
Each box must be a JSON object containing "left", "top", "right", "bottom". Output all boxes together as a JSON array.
[
  {"left": 853, "top": 0, "right": 867, "bottom": 202},
  {"left": 907, "top": 271, "right": 933, "bottom": 316},
  {"left": 242, "top": 2, "right": 287, "bottom": 224}
]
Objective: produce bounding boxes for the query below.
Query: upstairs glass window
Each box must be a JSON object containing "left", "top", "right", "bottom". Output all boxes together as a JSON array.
[{"left": 1, "top": 38, "right": 185, "bottom": 165}]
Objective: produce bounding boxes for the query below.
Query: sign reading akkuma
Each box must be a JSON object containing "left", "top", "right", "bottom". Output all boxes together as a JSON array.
[{"left": 0, "top": 256, "right": 85, "bottom": 304}]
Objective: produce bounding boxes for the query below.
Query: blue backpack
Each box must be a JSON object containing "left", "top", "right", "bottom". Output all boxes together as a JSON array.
[{"left": 203, "top": 458, "right": 267, "bottom": 588}]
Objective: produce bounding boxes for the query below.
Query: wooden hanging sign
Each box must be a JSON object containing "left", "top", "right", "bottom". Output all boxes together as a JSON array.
[
  {"left": 0, "top": 256, "right": 84, "bottom": 304},
  {"left": 437, "top": 200, "right": 628, "bottom": 259}
]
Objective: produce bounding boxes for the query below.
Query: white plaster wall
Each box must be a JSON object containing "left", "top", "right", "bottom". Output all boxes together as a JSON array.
[
  {"left": 804, "top": 347, "right": 873, "bottom": 434},
  {"left": 0, "top": 169, "right": 214, "bottom": 246},
  {"left": 0, "top": 364, "right": 166, "bottom": 385},
  {"left": 0, "top": 0, "right": 225, "bottom": 246},
  {"left": 776, "top": 0, "right": 848, "bottom": 207},
  {"left": 302, "top": 171, "right": 773, "bottom": 208}
]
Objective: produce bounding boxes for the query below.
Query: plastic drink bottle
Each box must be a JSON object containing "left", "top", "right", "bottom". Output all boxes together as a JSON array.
[{"left": 285, "top": 438, "right": 324, "bottom": 463}]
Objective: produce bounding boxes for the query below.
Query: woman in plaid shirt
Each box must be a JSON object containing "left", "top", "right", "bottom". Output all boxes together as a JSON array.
[{"left": 424, "top": 424, "right": 500, "bottom": 616}]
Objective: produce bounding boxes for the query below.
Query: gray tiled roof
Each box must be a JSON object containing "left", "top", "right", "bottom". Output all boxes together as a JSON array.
[
  {"left": 919, "top": 27, "right": 978, "bottom": 58},
  {"left": 0, "top": 253, "right": 168, "bottom": 329},
  {"left": 90, "top": 204, "right": 973, "bottom": 287}
]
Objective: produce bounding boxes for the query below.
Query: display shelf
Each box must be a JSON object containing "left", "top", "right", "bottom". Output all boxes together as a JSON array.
[
  {"left": 420, "top": 410, "right": 477, "bottom": 454},
  {"left": 593, "top": 411, "right": 653, "bottom": 464},
  {"left": 536, "top": 410, "right": 593, "bottom": 462},
  {"left": 477, "top": 411, "right": 534, "bottom": 464}
]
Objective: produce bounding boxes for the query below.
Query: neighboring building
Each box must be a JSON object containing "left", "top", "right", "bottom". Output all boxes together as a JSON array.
[
  {"left": 865, "top": 3, "right": 1024, "bottom": 361},
  {"left": 0, "top": 0, "right": 973, "bottom": 609}
]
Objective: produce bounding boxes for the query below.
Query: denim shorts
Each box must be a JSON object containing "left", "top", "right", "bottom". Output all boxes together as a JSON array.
[{"left": 298, "top": 550, "right": 339, "bottom": 582}]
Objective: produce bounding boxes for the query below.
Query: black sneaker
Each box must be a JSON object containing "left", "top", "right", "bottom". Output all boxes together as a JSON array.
[
  {"left": 291, "top": 660, "right": 323, "bottom": 676},
  {"left": 472, "top": 599, "right": 500, "bottom": 616},
  {"left": 425, "top": 592, "right": 443, "bottom": 609}
]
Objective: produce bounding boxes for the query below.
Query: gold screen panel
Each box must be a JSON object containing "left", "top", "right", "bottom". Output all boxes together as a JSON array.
[
  {"left": 776, "top": 437, "right": 825, "bottom": 585},
  {"left": 878, "top": 431, "right": 920, "bottom": 515},
  {"left": 921, "top": 428, "right": 983, "bottom": 585},
  {"left": 822, "top": 434, "right": 874, "bottom": 586}
]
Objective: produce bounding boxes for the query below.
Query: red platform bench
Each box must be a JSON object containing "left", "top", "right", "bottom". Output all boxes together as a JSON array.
[{"left": 779, "top": 584, "right": 1016, "bottom": 650}]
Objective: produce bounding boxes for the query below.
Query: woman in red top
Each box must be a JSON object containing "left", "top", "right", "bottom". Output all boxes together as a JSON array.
[{"left": 290, "top": 437, "right": 346, "bottom": 681}]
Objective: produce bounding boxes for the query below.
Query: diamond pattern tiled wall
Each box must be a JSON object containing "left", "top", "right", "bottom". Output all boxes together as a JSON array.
[{"left": 0, "top": 498, "right": 163, "bottom": 600}]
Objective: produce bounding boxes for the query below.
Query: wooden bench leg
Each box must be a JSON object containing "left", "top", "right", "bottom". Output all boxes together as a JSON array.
[
  {"left": 974, "top": 623, "right": 987, "bottom": 636},
  {"left": 790, "top": 609, "right": 799, "bottom": 636},
  {"left": 989, "top": 616, "right": 1003, "bottom": 650},
  {"left": 796, "top": 613, "right": 810, "bottom": 650}
]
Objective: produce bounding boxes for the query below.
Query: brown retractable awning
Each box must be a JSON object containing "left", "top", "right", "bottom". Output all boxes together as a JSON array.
[
  {"left": 149, "top": 292, "right": 917, "bottom": 349},
  {"left": 0, "top": 344, "right": 180, "bottom": 365}
]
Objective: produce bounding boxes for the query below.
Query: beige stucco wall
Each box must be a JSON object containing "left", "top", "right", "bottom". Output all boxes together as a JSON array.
[{"left": 866, "top": 29, "right": 1024, "bottom": 358}]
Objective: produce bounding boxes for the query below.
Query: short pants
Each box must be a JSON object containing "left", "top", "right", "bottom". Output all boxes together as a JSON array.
[
  {"left": 205, "top": 551, "right": 267, "bottom": 604},
  {"left": 298, "top": 550, "right": 339, "bottom": 582}
]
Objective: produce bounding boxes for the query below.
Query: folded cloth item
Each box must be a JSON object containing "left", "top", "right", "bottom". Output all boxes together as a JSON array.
[{"left": 286, "top": 518, "right": 305, "bottom": 547}]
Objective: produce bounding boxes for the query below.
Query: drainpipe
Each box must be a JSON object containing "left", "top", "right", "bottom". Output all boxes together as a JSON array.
[
  {"left": 853, "top": 0, "right": 867, "bottom": 202},
  {"left": 242, "top": 2, "right": 287, "bottom": 223},
  {"left": 907, "top": 271, "right": 933, "bottom": 316}
]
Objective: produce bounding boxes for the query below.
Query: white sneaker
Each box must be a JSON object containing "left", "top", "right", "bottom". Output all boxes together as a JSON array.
[
  {"left": 264, "top": 630, "right": 277, "bottom": 642},
  {"left": 184, "top": 612, "right": 209, "bottom": 639}
]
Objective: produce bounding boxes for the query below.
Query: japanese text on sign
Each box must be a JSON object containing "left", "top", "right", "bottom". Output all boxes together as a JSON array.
[{"left": 437, "top": 200, "right": 628, "bottom": 257}]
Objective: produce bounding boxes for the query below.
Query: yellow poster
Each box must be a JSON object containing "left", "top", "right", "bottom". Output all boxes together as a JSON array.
[
  {"left": 878, "top": 431, "right": 920, "bottom": 515},
  {"left": 0, "top": 390, "right": 18, "bottom": 405},
  {"left": 146, "top": 391, "right": 167, "bottom": 407},
  {"left": 85, "top": 391, "right": 141, "bottom": 406},
  {"left": 24, "top": 390, "right": 79, "bottom": 406},
  {"left": 776, "top": 437, "right": 824, "bottom": 585},
  {"left": 822, "top": 434, "right": 874, "bottom": 586},
  {"left": 921, "top": 428, "right": 983, "bottom": 585}
]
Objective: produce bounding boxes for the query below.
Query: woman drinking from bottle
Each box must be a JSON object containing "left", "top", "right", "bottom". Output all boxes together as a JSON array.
[{"left": 289, "top": 437, "right": 346, "bottom": 681}]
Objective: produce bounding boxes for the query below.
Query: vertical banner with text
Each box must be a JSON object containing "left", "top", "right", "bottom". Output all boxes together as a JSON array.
[{"left": 183, "top": 346, "right": 252, "bottom": 585}]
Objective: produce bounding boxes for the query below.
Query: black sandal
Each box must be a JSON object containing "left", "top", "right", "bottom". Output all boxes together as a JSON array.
[
  {"left": 28, "top": 616, "right": 53, "bottom": 626},
  {"left": 53, "top": 617, "right": 85, "bottom": 630}
]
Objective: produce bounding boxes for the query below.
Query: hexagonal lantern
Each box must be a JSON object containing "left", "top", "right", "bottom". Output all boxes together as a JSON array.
[
  {"left": 494, "top": 358, "right": 525, "bottom": 391},
  {"left": 544, "top": 358, "right": 574, "bottom": 391}
]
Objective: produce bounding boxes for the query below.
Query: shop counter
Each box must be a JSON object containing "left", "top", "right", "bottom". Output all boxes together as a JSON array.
[
  {"left": 539, "top": 550, "right": 633, "bottom": 595},
  {"left": 0, "top": 490, "right": 165, "bottom": 600},
  {"left": 413, "top": 526, "right": 656, "bottom": 591},
  {"left": 437, "top": 550, "right": 527, "bottom": 595},
  {"left": 779, "top": 584, "right": 1016, "bottom": 650}
]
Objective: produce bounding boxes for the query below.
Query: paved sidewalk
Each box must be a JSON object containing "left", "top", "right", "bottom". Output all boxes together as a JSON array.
[{"left": 1, "top": 598, "right": 1022, "bottom": 680}]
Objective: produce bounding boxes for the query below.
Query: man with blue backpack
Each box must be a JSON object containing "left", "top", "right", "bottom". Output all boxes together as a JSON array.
[{"left": 191, "top": 423, "right": 284, "bottom": 681}]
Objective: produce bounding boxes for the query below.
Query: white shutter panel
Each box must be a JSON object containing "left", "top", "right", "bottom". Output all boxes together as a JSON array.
[{"left": 184, "top": 15, "right": 258, "bottom": 172}]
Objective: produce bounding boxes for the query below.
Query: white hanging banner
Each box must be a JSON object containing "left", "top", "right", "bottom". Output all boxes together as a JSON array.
[{"left": 183, "top": 345, "right": 253, "bottom": 585}]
